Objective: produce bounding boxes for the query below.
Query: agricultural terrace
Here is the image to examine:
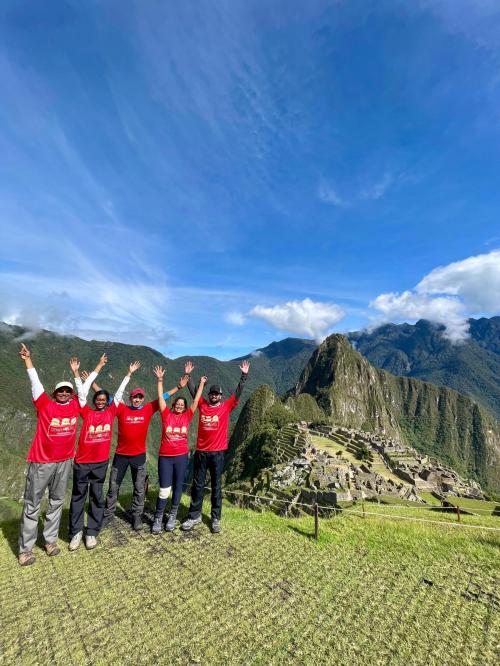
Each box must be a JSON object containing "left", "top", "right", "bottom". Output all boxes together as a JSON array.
[{"left": 0, "top": 494, "right": 499, "bottom": 665}]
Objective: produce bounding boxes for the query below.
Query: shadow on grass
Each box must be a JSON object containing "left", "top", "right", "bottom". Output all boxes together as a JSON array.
[{"left": 287, "top": 525, "right": 316, "bottom": 540}]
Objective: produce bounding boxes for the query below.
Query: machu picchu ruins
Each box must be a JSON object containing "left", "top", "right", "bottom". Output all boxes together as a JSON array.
[{"left": 230, "top": 421, "right": 486, "bottom": 515}]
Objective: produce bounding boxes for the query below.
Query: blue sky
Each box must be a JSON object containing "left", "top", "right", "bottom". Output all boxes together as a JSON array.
[{"left": 1, "top": 0, "right": 499, "bottom": 358}]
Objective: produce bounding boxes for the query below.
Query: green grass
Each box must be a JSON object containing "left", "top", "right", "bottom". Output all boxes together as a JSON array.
[{"left": 1, "top": 492, "right": 499, "bottom": 665}]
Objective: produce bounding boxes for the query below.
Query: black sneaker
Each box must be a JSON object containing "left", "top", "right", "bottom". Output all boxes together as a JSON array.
[
  {"left": 211, "top": 519, "right": 221, "bottom": 534},
  {"left": 132, "top": 516, "right": 143, "bottom": 532},
  {"left": 151, "top": 516, "right": 162, "bottom": 535},
  {"left": 165, "top": 507, "right": 179, "bottom": 532}
]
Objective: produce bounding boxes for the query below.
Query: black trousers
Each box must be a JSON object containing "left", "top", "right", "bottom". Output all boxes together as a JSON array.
[
  {"left": 188, "top": 450, "right": 225, "bottom": 521},
  {"left": 69, "top": 461, "right": 109, "bottom": 537},
  {"left": 104, "top": 453, "right": 147, "bottom": 520}
]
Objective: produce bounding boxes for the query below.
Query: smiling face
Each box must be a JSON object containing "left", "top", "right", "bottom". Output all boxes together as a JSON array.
[
  {"left": 208, "top": 391, "right": 222, "bottom": 405},
  {"left": 172, "top": 397, "right": 187, "bottom": 414},
  {"left": 54, "top": 387, "right": 73, "bottom": 404},
  {"left": 94, "top": 394, "right": 108, "bottom": 410},
  {"left": 131, "top": 394, "right": 145, "bottom": 408}
]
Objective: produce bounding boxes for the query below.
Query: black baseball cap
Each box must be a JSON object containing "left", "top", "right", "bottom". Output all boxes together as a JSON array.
[{"left": 208, "top": 384, "right": 222, "bottom": 395}]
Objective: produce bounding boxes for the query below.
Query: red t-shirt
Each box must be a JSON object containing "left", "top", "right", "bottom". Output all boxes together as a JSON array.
[
  {"left": 159, "top": 409, "right": 194, "bottom": 456},
  {"left": 115, "top": 401, "right": 159, "bottom": 456},
  {"left": 196, "top": 395, "right": 238, "bottom": 452},
  {"left": 75, "top": 404, "right": 119, "bottom": 464},
  {"left": 27, "top": 393, "right": 81, "bottom": 463}
]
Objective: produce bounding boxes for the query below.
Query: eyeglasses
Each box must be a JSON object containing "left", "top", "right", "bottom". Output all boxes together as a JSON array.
[{"left": 56, "top": 388, "right": 72, "bottom": 394}]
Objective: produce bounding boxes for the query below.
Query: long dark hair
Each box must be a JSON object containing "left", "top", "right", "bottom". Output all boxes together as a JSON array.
[{"left": 172, "top": 397, "right": 187, "bottom": 411}]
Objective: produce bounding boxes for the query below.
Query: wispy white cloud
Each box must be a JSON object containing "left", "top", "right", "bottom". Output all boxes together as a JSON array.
[
  {"left": 319, "top": 171, "right": 396, "bottom": 207},
  {"left": 249, "top": 298, "right": 345, "bottom": 341},
  {"left": 370, "top": 250, "right": 500, "bottom": 342},
  {"left": 361, "top": 172, "right": 394, "bottom": 200},
  {"left": 225, "top": 311, "right": 246, "bottom": 326},
  {"left": 318, "top": 180, "right": 349, "bottom": 208}
]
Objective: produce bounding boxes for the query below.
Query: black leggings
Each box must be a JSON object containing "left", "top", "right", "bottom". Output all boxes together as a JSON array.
[{"left": 155, "top": 454, "right": 189, "bottom": 514}]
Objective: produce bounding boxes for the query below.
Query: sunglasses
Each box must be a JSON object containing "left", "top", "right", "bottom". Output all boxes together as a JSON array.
[{"left": 56, "top": 388, "right": 72, "bottom": 394}]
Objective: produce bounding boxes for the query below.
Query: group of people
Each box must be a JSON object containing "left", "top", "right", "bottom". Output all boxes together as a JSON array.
[{"left": 17, "top": 343, "right": 250, "bottom": 566}]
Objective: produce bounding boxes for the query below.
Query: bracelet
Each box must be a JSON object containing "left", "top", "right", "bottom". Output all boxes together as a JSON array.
[{"left": 176, "top": 384, "right": 182, "bottom": 389}]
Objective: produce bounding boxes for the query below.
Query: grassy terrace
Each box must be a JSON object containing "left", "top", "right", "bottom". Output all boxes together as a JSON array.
[
  {"left": 309, "top": 434, "right": 408, "bottom": 486},
  {"left": 1, "top": 494, "right": 499, "bottom": 665}
]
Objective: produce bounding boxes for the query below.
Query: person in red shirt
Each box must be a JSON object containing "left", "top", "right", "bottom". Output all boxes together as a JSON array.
[
  {"left": 17, "top": 344, "right": 105, "bottom": 567},
  {"left": 181, "top": 359, "right": 250, "bottom": 534},
  {"left": 151, "top": 365, "right": 207, "bottom": 534},
  {"left": 98, "top": 363, "right": 189, "bottom": 531},
  {"left": 67, "top": 360, "right": 140, "bottom": 552}
]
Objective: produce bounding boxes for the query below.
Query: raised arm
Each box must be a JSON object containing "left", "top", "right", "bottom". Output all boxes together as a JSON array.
[
  {"left": 154, "top": 365, "right": 167, "bottom": 412},
  {"left": 80, "top": 370, "right": 101, "bottom": 394},
  {"left": 113, "top": 360, "right": 140, "bottom": 405},
  {"left": 19, "top": 343, "right": 44, "bottom": 400},
  {"left": 73, "top": 354, "right": 107, "bottom": 407},
  {"left": 234, "top": 360, "right": 250, "bottom": 400},
  {"left": 184, "top": 361, "right": 196, "bottom": 398},
  {"left": 163, "top": 372, "right": 190, "bottom": 400},
  {"left": 190, "top": 376, "right": 207, "bottom": 413}
]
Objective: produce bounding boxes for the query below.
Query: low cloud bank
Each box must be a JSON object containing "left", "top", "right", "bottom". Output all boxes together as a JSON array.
[{"left": 370, "top": 250, "right": 500, "bottom": 342}]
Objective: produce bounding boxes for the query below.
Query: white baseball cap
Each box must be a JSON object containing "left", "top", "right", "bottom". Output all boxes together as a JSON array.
[{"left": 54, "top": 381, "right": 74, "bottom": 392}]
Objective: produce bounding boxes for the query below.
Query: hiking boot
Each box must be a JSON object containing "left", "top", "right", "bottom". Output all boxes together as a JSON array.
[
  {"left": 45, "top": 542, "right": 60, "bottom": 557},
  {"left": 85, "top": 535, "right": 98, "bottom": 550},
  {"left": 68, "top": 531, "right": 83, "bottom": 552},
  {"left": 151, "top": 516, "right": 163, "bottom": 535},
  {"left": 211, "top": 519, "right": 221, "bottom": 534},
  {"left": 165, "top": 507, "right": 179, "bottom": 532},
  {"left": 132, "top": 515, "right": 143, "bottom": 532},
  {"left": 18, "top": 551, "right": 35, "bottom": 567},
  {"left": 181, "top": 516, "right": 202, "bottom": 531}
]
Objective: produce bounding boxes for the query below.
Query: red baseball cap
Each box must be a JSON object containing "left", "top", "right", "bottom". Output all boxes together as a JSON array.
[{"left": 130, "top": 387, "right": 145, "bottom": 398}]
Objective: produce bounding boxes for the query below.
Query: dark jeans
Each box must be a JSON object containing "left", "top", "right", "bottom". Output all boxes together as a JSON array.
[
  {"left": 69, "top": 461, "right": 109, "bottom": 537},
  {"left": 104, "top": 453, "right": 147, "bottom": 520},
  {"left": 155, "top": 454, "right": 189, "bottom": 516},
  {"left": 188, "top": 450, "right": 225, "bottom": 521}
]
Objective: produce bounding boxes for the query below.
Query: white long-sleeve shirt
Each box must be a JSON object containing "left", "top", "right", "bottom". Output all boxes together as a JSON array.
[
  {"left": 27, "top": 367, "right": 97, "bottom": 406},
  {"left": 74, "top": 374, "right": 130, "bottom": 407}
]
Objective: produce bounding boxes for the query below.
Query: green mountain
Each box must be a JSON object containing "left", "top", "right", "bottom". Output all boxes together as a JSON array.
[
  {"left": 349, "top": 317, "right": 500, "bottom": 418},
  {"left": 295, "top": 334, "right": 500, "bottom": 492},
  {"left": 234, "top": 337, "right": 317, "bottom": 395},
  {"left": 226, "top": 334, "right": 500, "bottom": 493},
  {"left": 0, "top": 324, "right": 315, "bottom": 497}
]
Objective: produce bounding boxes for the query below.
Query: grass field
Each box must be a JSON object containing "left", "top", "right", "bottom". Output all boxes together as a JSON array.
[{"left": 1, "top": 493, "right": 499, "bottom": 665}]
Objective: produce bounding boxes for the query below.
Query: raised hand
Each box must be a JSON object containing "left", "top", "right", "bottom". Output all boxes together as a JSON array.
[
  {"left": 239, "top": 360, "right": 250, "bottom": 375},
  {"left": 97, "top": 354, "right": 108, "bottom": 369},
  {"left": 153, "top": 365, "right": 165, "bottom": 380},
  {"left": 69, "top": 357, "right": 80, "bottom": 375},
  {"left": 19, "top": 343, "right": 31, "bottom": 360},
  {"left": 80, "top": 370, "right": 90, "bottom": 382},
  {"left": 179, "top": 374, "right": 190, "bottom": 388},
  {"left": 184, "top": 360, "right": 194, "bottom": 375},
  {"left": 129, "top": 360, "right": 141, "bottom": 375},
  {"left": 200, "top": 375, "right": 208, "bottom": 385}
]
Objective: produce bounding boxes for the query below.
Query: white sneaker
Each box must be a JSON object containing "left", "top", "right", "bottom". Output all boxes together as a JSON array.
[
  {"left": 85, "top": 535, "right": 98, "bottom": 550},
  {"left": 68, "top": 531, "right": 83, "bottom": 551}
]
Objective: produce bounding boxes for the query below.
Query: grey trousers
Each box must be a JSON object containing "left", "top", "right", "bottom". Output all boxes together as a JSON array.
[{"left": 18, "top": 459, "right": 73, "bottom": 554}]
